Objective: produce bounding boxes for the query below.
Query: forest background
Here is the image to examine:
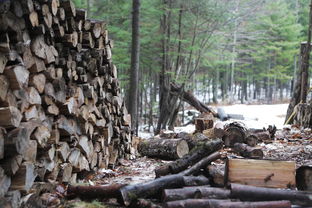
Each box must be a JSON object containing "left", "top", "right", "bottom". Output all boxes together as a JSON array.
[{"left": 73, "top": 0, "right": 310, "bottom": 132}]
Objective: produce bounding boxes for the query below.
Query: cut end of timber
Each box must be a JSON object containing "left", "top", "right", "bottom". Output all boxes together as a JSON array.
[{"left": 176, "top": 140, "right": 189, "bottom": 159}]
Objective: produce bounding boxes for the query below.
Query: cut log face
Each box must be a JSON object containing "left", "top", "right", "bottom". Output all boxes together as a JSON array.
[
  {"left": 10, "top": 162, "right": 37, "bottom": 192},
  {"left": 225, "top": 159, "right": 296, "bottom": 189},
  {"left": 296, "top": 166, "right": 312, "bottom": 191},
  {"left": 0, "top": 106, "right": 22, "bottom": 128},
  {"left": 138, "top": 139, "right": 189, "bottom": 160},
  {"left": 0, "top": 0, "right": 132, "bottom": 198},
  {"left": 4, "top": 65, "right": 29, "bottom": 90}
]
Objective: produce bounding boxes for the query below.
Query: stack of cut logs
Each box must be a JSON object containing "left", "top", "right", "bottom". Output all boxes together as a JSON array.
[{"left": 0, "top": 0, "right": 132, "bottom": 200}]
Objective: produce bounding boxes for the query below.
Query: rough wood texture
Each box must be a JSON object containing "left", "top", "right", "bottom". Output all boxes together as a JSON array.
[
  {"left": 225, "top": 159, "right": 296, "bottom": 188},
  {"left": 138, "top": 139, "right": 189, "bottom": 160},
  {"left": 119, "top": 175, "right": 209, "bottom": 206},
  {"left": 162, "top": 186, "right": 230, "bottom": 202},
  {"left": 165, "top": 199, "right": 291, "bottom": 208},
  {"left": 0, "top": 0, "right": 132, "bottom": 198},
  {"left": 296, "top": 165, "right": 312, "bottom": 191},
  {"left": 67, "top": 184, "right": 126, "bottom": 200},
  {"left": 230, "top": 183, "right": 312, "bottom": 207},
  {"left": 233, "top": 143, "right": 263, "bottom": 159},
  {"left": 155, "top": 139, "right": 223, "bottom": 178}
]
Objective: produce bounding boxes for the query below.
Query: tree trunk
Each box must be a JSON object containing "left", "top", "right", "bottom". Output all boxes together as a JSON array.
[{"left": 128, "top": 0, "right": 140, "bottom": 134}]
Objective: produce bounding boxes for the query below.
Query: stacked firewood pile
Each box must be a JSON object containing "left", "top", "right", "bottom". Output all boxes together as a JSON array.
[
  {"left": 63, "top": 122, "right": 312, "bottom": 208},
  {"left": 0, "top": 0, "right": 132, "bottom": 202}
]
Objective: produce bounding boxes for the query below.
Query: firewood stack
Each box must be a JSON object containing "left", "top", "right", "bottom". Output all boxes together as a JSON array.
[{"left": 0, "top": 0, "right": 132, "bottom": 199}]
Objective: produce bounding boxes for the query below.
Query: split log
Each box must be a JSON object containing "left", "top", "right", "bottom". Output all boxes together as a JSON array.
[
  {"left": 162, "top": 186, "right": 230, "bottom": 202},
  {"left": 0, "top": 107, "right": 22, "bottom": 128},
  {"left": 0, "top": 75, "right": 9, "bottom": 101},
  {"left": 5, "top": 190, "right": 21, "bottom": 208},
  {"left": 155, "top": 139, "right": 223, "bottom": 178},
  {"left": 0, "top": 166, "right": 11, "bottom": 197},
  {"left": 67, "top": 184, "right": 126, "bottom": 200},
  {"left": 296, "top": 166, "right": 312, "bottom": 191},
  {"left": 119, "top": 175, "right": 210, "bottom": 206},
  {"left": 10, "top": 162, "right": 37, "bottom": 192},
  {"left": 165, "top": 199, "right": 291, "bottom": 208},
  {"left": 225, "top": 159, "right": 296, "bottom": 188},
  {"left": 230, "top": 183, "right": 312, "bottom": 206},
  {"left": 0, "top": 155, "right": 22, "bottom": 176},
  {"left": 233, "top": 143, "right": 263, "bottom": 159},
  {"left": 4, "top": 65, "right": 29, "bottom": 90},
  {"left": 203, "top": 128, "right": 225, "bottom": 139},
  {"left": 0, "top": 129, "right": 4, "bottom": 160},
  {"left": 138, "top": 139, "right": 189, "bottom": 160}
]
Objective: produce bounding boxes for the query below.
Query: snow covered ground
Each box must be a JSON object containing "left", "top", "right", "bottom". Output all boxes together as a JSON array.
[
  {"left": 138, "top": 103, "right": 289, "bottom": 138},
  {"left": 216, "top": 103, "right": 288, "bottom": 129}
]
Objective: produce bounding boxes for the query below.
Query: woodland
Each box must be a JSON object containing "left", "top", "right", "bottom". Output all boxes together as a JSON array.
[
  {"left": 0, "top": 0, "right": 312, "bottom": 207},
  {"left": 73, "top": 0, "right": 311, "bottom": 133}
]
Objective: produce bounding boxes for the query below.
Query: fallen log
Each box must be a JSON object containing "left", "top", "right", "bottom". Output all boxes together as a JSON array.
[
  {"left": 155, "top": 139, "right": 223, "bottom": 178},
  {"left": 138, "top": 139, "right": 189, "bottom": 160},
  {"left": 296, "top": 165, "right": 312, "bottom": 191},
  {"left": 118, "top": 175, "right": 209, "bottom": 206},
  {"left": 165, "top": 199, "right": 291, "bottom": 208},
  {"left": 67, "top": 184, "right": 126, "bottom": 200},
  {"left": 179, "top": 151, "right": 221, "bottom": 176},
  {"left": 230, "top": 183, "right": 312, "bottom": 206},
  {"left": 162, "top": 186, "right": 230, "bottom": 202},
  {"left": 225, "top": 159, "right": 296, "bottom": 188},
  {"left": 233, "top": 143, "right": 263, "bottom": 159}
]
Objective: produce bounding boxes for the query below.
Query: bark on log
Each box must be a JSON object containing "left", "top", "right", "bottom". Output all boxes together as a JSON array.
[
  {"left": 119, "top": 175, "right": 209, "bottom": 206},
  {"left": 155, "top": 139, "right": 223, "bottom": 178},
  {"left": 138, "top": 139, "right": 189, "bottom": 160},
  {"left": 179, "top": 151, "right": 221, "bottom": 176},
  {"left": 67, "top": 184, "right": 126, "bottom": 200},
  {"left": 0, "top": 107, "right": 22, "bottom": 128},
  {"left": 162, "top": 186, "right": 230, "bottom": 202},
  {"left": 165, "top": 199, "right": 291, "bottom": 208},
  {"left": 230, "top": 183, "right": 312, "bottom": 206},
  {"left": 296, "top": 166, "right": 312, "bottom": 191},
  {"left": 233, "top": 143, "right": 263, "bottom": 159}
]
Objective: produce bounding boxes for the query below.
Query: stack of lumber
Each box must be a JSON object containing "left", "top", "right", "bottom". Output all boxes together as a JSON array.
[{"left": 0, "top": 0, "right": 132, "bottom": 199}]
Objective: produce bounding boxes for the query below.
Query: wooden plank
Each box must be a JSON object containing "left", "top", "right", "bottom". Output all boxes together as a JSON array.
[{"left": 225, "top": 159, "right": 296, "bottom": 189}]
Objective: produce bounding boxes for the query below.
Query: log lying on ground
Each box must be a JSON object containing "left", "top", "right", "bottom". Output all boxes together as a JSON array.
[
  {"left": 230, "top": 183, "right": 312, "bottom": 207},
  {"left": 162, "top": 186, "right": 230, "bottom": 202},
  {"left": 118, "top": 175, "right": 209, "bottom": 206},
  {"left": 67, "top": 184, "right": 126, "bottom": 200},
  {"left": 225, "top": 159, "right": 296, "bottom": 188},
  {"left": 296, "top": 166, "right": 312, "bottom": 191},
  {"left": 165, "top": 199, "right": 291, "bottom": 208},
  {"left": 179, "top": 151, "right": 221, "bottom": 176},
  {"left": 138, "top": 139, "right": 189, "bottom": 160},
  {"left": 155, "top": 139, "right": 223, "bottom": 178},
  {"left": 233, "top": 143, "right": 263, "bottom": 159}
]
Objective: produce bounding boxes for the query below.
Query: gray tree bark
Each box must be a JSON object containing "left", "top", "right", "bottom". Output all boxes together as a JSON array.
[{"left": 128, "top": 0, "right": 140, "bottom": 134}]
